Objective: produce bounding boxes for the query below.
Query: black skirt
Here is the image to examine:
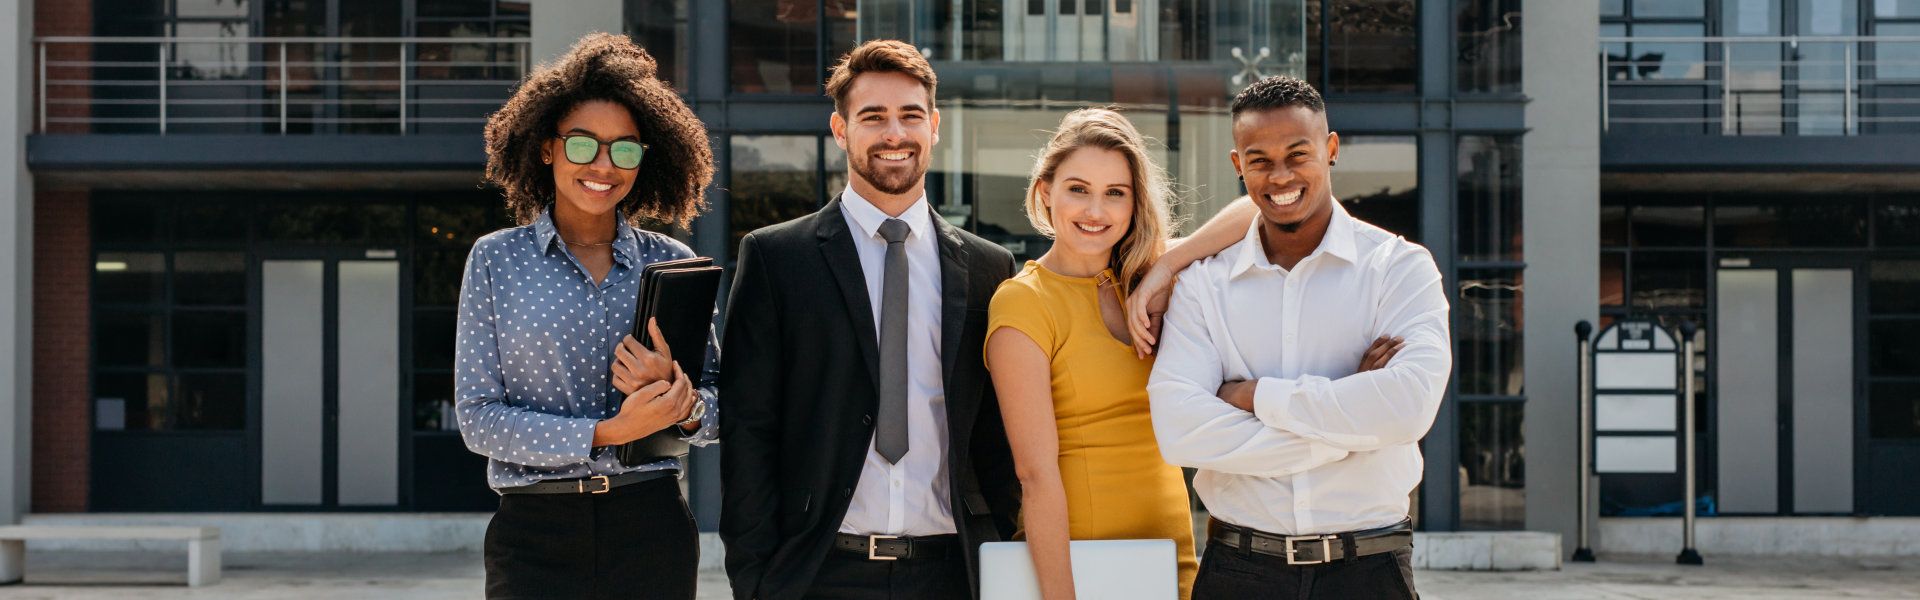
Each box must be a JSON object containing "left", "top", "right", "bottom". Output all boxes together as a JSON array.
[{"left": 483, "top": 475, "right": 700, "bottom": 600}]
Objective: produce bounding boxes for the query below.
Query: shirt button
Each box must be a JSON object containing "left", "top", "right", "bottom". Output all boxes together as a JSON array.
[
  {"left": 862, "top": 414, "right": 874, "bottom": 426},
  {"left": 842, "top": 488, "right": 854, "bottom": 498}
]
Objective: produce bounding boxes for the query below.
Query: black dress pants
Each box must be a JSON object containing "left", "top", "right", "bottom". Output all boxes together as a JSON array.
[
  {"left": 800, "top": 547, "right": 972, "bottom": 600},
  {"left": 1191, "top": 539, "right": 1418, "bottom": 600},
  {"left": 483, "top": 476, "right": 699, "bottom": 600}
]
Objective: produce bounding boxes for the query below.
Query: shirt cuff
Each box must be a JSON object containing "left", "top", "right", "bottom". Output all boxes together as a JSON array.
[{"left": 1251, "top": 376, "right": 1299, "bottom": 430}]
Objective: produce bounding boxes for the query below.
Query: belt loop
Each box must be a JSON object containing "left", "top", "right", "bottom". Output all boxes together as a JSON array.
[
  {"left": 1237, "top": 528, "right": 1253, "bottom": 558},
  {"left": 1342, "top": 533, "right": 1359, "bottom": 563}
]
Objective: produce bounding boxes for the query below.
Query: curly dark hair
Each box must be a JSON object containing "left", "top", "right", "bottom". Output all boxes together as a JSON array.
[
  {"left": 1230, "top": 75, "right": 1326, "bottom": 119},
  {"left": 484, "top": 33, "right": 713, "bottom": 228}
]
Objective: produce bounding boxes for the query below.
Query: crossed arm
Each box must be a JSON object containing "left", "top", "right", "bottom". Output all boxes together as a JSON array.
[{"left": 1146, "top": 253, "right": 1450, "bottom": 474}]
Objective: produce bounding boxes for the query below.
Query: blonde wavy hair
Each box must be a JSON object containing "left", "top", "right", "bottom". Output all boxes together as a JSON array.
[{"left": 1024, "top": 108, "right": 1173, "bottom": 294}]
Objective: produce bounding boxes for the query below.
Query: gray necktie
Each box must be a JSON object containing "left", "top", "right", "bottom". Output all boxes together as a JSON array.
[{"left": 875, "top": 218, "right": 911, "bottom": 464}]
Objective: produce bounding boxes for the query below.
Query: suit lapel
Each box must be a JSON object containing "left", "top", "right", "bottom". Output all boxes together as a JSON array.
[
  {"left": 816, "top": 197, "right": 882, "bottom": 395},
  {"left": 931, "top": 206, "right": 970, "bottom": 392}
]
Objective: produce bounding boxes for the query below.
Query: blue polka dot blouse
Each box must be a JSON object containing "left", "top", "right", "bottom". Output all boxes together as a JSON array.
[{"left": 454, "top": 207, "right": 720, "bottom": 490}]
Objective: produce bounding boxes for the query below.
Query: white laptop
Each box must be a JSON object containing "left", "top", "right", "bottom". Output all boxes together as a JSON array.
[{"left": 979, "top": 539, "right": 1178, "bottom": 600}]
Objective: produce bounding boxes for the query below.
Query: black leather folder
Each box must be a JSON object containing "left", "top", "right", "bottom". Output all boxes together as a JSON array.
[{"left": 616, "top": 256, "right": 723, "bottom": 467}]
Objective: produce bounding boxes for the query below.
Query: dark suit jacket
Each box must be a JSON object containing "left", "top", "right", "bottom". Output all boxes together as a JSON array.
[{"left": 719, "top": 197, "right": 1020, "bottom": 600}]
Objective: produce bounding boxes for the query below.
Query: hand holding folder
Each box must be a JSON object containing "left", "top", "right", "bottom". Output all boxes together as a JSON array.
[{"left": 616, "top": 256, "right": 723, "bottom": 467}]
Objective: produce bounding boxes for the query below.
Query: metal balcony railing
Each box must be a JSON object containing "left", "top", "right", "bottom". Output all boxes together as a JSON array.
[
  {"left": 1600, "top": 35, "right": 1920, "bottom": 136},
  {"left": 36, "top": 36, "right": 532, "bottom": 135}
]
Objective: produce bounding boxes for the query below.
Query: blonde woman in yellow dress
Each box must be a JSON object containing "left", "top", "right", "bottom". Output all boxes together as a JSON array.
[{"left": 983, "top": 108, "right": 1256, "bottom": 600}]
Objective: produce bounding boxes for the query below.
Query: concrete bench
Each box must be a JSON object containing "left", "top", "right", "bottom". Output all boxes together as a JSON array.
[{"left": 0, "top": 526, "right": 221, "bottom": 587}]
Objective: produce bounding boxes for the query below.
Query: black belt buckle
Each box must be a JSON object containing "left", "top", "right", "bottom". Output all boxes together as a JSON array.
[
  {"left": 867, "top": 535, "right": 900, "bottom": 561},
  {"left": 1283, "top": 534, "right": 1335, "bottom": 565}
]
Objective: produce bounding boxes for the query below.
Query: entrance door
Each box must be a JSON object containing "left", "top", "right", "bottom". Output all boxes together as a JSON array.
[
  {"left": 256, "top": 249, "right": 404, "bottom": 507},
  {"left": 1713, "top": 255, "right": 1861, "bottom": 515}
]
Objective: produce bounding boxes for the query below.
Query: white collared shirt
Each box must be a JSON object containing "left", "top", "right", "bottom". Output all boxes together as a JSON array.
[
  {"left": 1147, "top": 201, "right": 1451, "bottom": 536},
  {"left": 836, "top": 187, "right": 956, "bottom": 537}
]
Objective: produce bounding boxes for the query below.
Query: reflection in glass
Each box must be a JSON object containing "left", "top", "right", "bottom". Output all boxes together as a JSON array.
[
  {"left": 1601, "top": 252, "right": 1626, "bottom": 306},
  {"left": 1870, "top": 319, "right": 1920, "bottom": 376},
  {"left": 730, "top": 136, "right": 821, "bottom": 259},
  {"left": 1870, "top": 381, "right": 1920, "bottom": 439},
  {"left": 177, "top": 202, "right": 248, "bottom": 244},
  {"left": 415, "top": 372, "right": 459, "bottom": 431},
  {"left": 94, "top": 373, "right": 170, "bottom": 431},
  {"left": 1457, "top": 269, "right": 1524, "bottom": 396},
  {"left": 262, "top": 203, "right": 407, "bottom": 243},
  {"left": 95, "top": 252, "right": 167, "bottom": 305},
  {"left": 176, "top": 373, "right": 247, "bottom": 430},
  {"left": 1633, "top": 0, "right": 1704, "bottom": 18},
  {"left": 175, "top": 252, "right": 247, "bottom": 306},
  {"left": 1326, "top": 0, "right": 1418, "bottom": 94},
  {"left": 1333, "top": 136, "right": 1420, "bottom": 244},
  {"left": 1457, "top": 135, "right": 1522, "bottom": 263},
  {"left": 1601, "top": 203, "right": 1627, "bottom": 247},
  {"left": 94, "top": 200, "right": 167, "bottom": 244},
  {"left": 1630, "top": 251, "right": 1704, "bottom": 309},
  {"left": 1459, "top": 402, "right": 1525, "bottom": 530},
  {"left": 96, "top": 312, "right": 165, "bottom": 367},
  {"left": 173, "top": 310, "right": 248, "bottom": 368},
  {"left": 1872, "top": 261, "right": 1920, "bottom": 314},
  {"left": 625, "top": 0, "right": 690, "bottom": 90},
  {"left": 415, "top": 311, "right": 458, "bottom": 369},
  {"left": 1714, "top": 199, "right": 1867, "bottom": 247},
  {"left": 730, "top": 0, "right": 853, "bottom": 94},
  {"left": 1458, "top": 0, "right": 1522, "bottom": 94},
  {"left": 1630, "top": 205, "right": 1704, "bottom": 246}
]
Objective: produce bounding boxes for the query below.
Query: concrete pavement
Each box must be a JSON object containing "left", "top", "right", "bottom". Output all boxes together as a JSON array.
[{"left": 0, "top": 551, "right": 1914, "bottom": 599}]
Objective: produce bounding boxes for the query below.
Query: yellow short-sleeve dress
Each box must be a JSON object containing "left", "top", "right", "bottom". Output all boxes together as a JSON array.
[{"left": 986, "top": 260, "right": 1198, "bottom": 599}]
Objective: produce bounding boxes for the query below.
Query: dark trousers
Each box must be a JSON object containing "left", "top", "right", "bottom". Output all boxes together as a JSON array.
[
  {"left": 800, "top": 548, "right": 972, "bottom": 600},
  {"left": 483, "top": 476, "right": 699, "bottom": 600},
  {"left": 1192, "top": 539, "right": 1417, "bottom": 600}
]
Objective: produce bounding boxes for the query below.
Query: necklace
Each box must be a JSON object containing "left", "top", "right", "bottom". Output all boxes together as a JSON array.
[{"left": 565, "top": 239, "right": 614, "bottom": 248}]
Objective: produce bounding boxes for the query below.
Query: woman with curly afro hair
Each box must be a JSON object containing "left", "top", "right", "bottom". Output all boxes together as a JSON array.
[{"left": 454, "top": 33, "right": 718, "bottom": 599}]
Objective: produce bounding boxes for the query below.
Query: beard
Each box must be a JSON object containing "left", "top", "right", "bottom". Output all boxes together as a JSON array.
[{"left": 850, "top": 143, "right": 926, "bottom": 196}]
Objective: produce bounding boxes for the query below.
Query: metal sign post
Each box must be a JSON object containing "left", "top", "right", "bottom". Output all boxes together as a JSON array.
[
  {"left": 1677, "top": 320, "right": 1704, "bottom": 566},
  {"left": 1572, "top": 321, "right": 1596, "bottom": 562}
]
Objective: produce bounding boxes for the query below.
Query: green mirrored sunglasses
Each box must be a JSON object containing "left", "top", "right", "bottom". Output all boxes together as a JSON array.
[{"left": 556, "top": 135, "right": 647, "bottom": 170}]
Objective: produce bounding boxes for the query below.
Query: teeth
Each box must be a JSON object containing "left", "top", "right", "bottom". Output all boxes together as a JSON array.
[
  {"left": 582, "top": 181, "right": 612, "bottom": 192},
  {"left": 1266, "top": 190, "right": 1302, "bottom": 206},
  {"left": 1074, "top": 223, "right": 1109, "bottom": 233},
  {"left": 877, "top": 152, "right": 911, "bottom": 161}
]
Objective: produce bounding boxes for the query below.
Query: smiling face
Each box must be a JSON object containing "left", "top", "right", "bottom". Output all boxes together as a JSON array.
[
  {"left": 542, "top": 100, "right": 640, "bottom": 220},
  {"left": 1230, "top": 106, "right": 1340, "bottom": 234},
  {"left": 831, "top": 71, "right": 939, "bottom": 201},
  {"left": 1041, "top": 147, "right": 1137, "bottom": 264}
]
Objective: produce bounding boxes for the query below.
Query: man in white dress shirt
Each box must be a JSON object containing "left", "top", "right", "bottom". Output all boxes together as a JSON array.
[{"left": 1146, "top": 76, "right": 1451, "bottom": 599}]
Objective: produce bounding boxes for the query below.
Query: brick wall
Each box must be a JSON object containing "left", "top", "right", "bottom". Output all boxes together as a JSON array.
[
  {"left": 32, "top": 191, "right": 90, "bottom": 513},
  {"left": 35, "top": 0, "right": 92, "bottom": 134}
]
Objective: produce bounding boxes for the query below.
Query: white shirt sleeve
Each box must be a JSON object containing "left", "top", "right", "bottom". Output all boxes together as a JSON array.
[
  {"left": 1250, "top": 248, "right": 1451, "bottom": 452},
  {"left": 1148, "top": 275, "right": 1351, "bottom": 477}
]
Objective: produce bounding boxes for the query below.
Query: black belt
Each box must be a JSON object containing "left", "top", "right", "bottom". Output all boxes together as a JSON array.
[
  {"left": 497, "top": 470, "right": 677, "bottom": 495},
  {"left": 832, "top": 533, "right": 957, "bottom": 561},
  {"left": 1208, "top": 518, "right": 1413, "bottom": 566}
]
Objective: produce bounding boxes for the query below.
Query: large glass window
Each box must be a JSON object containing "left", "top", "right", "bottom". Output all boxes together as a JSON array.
[
  {"left": 729, "top": 0, "right": 857, "bottom": 94},
  {"left": 1333, "top": 135, "right": 1420, "bottom": 244},
  {"left": 1457, "top": 135, "right": 1522, "bottom": 263},
  {"left": 1457, "top": 0, "right": 1522, "bottom": 94},
  {"left": 92, "top": 201, "right": 248, "bottom": 431},
  {"left": 1455, "top": 133, "right": 1524, "bottom": 527},
  {"left": 1458, "top": 402, "right": 1525, "bottom": 530},
  {"left": 624, "top": 0, "right": 691, "bottom": 91},
  {"left": 730, "top": 135, "right": 828, "bottom": 258},
  {"left": 1308, "top": 0, "right": 1419, "bottom": 94}
]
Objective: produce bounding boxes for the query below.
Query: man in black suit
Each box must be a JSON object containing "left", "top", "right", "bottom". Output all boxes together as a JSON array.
[{"left": 720, "top": 40, "right": 1020, "bottom": 600}]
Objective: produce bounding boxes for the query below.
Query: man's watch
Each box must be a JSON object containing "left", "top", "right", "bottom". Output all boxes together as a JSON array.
[{"left": 675, "top": 398, "right": 707, "bottom": 429}]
